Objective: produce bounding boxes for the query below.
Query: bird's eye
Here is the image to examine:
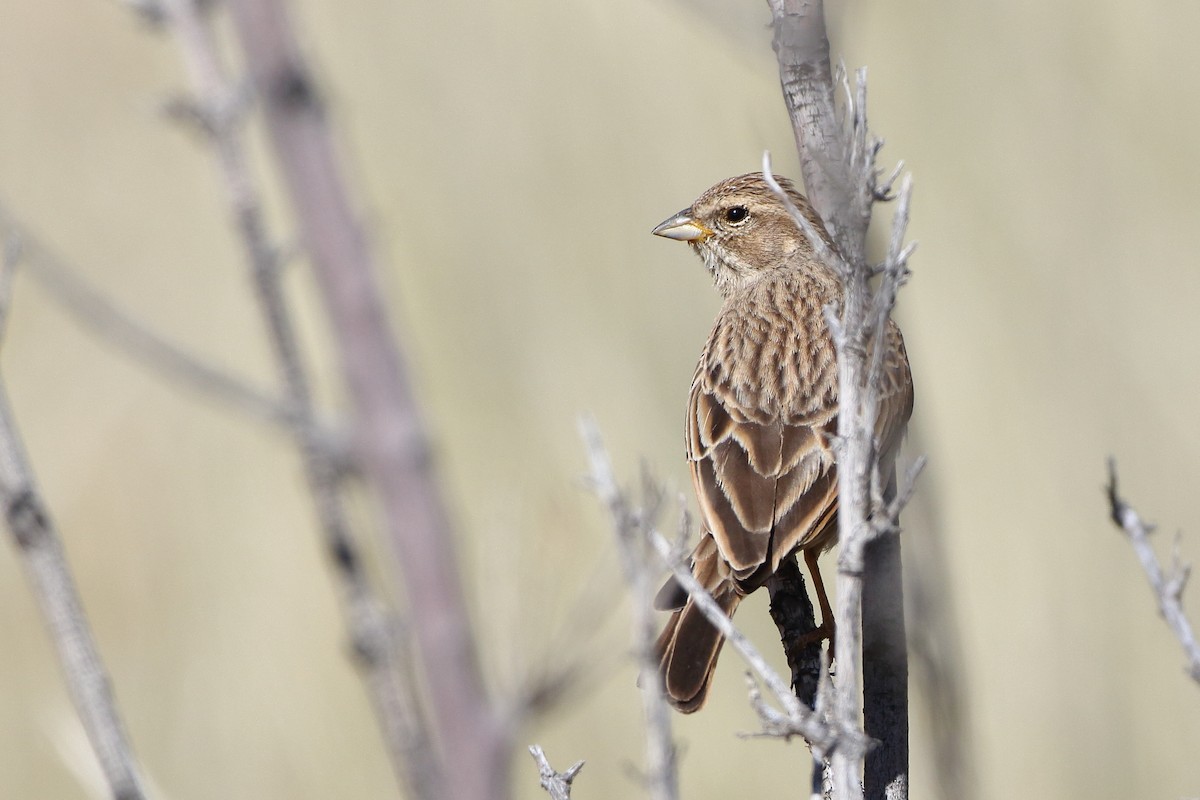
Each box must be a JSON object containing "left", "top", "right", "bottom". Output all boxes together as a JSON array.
[{"left": 724, "top": 206, "right": 749, "bottom": 224}]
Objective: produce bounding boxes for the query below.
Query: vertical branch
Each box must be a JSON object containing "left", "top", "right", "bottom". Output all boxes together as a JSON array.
[
  {"left": 767, "top": 3, "right": 916, "bottom": 799},
  {"left": 765, "top": 557, "right": 826, "bottom": 796},
  {"left": 0, "top": 376, "right": 150, "bottom": 800},
  {"left": 152, "top": 2, "right": 439, "bottom": 796},
  {"left": 765, "top": 556, "right": 821, "bottom": 709},
  {"left": 767, "top": 0, "right": 866, "bottom": 265},
  {"left": 224, "top": 3, "right": 508, "bottom": 800}
]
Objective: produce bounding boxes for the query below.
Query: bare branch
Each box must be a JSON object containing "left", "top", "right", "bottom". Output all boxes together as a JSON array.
[
  {"left": 0, "top": 230, "right": 21, "bottom": 343},
  {"left": 766, "top": 0, "right": 865, "bottom": 264},
  {"left": 1106, "top": 460, "right": 1200, "bottom": 685},
  {"left": 0, "top": 375, "right": 151, "bottom": 800},
  {"left": 529, "top": 745, "right": 584, "bottom": 800},
  {"left": 767, "top": 2, "right": 921, "bottom": 797},
  {"left": 145, "top": 0, "right": 440, "bottom": 794},
  {"left": 580, "top": 418, "right": 678, "bottom": 800},
  {"left": 765, "top": 555, "right": 822, "bottom": 708},
  {"left": 223, "top": 3, "right": 508, "bottom": 798},
  {"left": 870, "top": 457, "right": 927, "bottom": 541}
]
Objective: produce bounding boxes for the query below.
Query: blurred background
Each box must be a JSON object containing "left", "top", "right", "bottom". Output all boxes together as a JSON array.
[{"left": 3, "top": 0, "right": 1200, "bottom": 797}]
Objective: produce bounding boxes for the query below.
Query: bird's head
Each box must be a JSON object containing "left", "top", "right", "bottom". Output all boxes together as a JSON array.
[{"left": 652, "top": 173, "right": 834, "bottom": 296}]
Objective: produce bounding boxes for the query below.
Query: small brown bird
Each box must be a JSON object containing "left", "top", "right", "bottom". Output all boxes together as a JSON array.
[{"left": 651, "top": 173, "right": 913, "bottom": 712}]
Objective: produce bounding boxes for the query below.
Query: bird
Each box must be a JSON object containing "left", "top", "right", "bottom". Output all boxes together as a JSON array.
[{"left": 650, "top": 172, "right": 913, "bottom": 713}]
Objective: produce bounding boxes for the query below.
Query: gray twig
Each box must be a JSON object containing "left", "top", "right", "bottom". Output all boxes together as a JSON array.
[
  {"left": 0, "top": 374, "right": 150, "bottom": 800},
  {"left": 145, "top": 0, "right": 440, "bottom": 795},
  {"left": 0, "top": 231, "right": 20, "bottom": 343},
  {"left": 1106, "top": 460, "right": 1200, "bottom": 685},
  {"left": 580, "top": 418, "right": 678, "bottom": 800},
  {"left": 223, "top": 3, "right": 508, "bottom": 799},
  {"left": 0, "top": 202, "right": 292, "bottom": 428},
  {"left": 529, "top": 745, "right": 584, "bottom": 800}
]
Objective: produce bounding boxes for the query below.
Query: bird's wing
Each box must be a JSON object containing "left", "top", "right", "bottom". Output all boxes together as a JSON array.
[
  {"left": 685, "top": 317, "right": 913, "bottom": 586},
  {"left": 686, "top": 367, "right": 838, "bottom": 584}
]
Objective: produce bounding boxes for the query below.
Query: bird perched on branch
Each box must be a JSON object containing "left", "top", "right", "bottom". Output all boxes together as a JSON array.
[{"left": 650, "top": 173, "right": 913, "bottom": 712}]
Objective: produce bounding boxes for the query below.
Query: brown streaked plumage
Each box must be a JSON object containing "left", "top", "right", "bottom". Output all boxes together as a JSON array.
[{"left": 651, "top": 173, "right": 913, "bottom": 713}]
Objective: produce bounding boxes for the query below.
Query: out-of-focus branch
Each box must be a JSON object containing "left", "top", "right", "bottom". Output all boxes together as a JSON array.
[
  {"left": 0, "top": 202, "right": 292, "bottom": 429},
  {"left": 0, "top": 373, "right": 150, "bottom": 800},
  {"left": 1106, "top": 460, "right": 1200, "bottom": 686},
  {"left": 766, "top": 1, "right": 919, "bottom": 797},
  {"left": 580, "top": 418, "right": 678, "bottom": 800},
  {"left": 529, "top": 746, "right": 584, "bottom": 800},
  {"left": 144, "top": 0, "right": 440, "bottom": 795},
  {"left": 224, "top": 3, "right": 507, "bottom": 799},
  {"left": 0, "top": 232, "right": 21, "bottom": 342}
]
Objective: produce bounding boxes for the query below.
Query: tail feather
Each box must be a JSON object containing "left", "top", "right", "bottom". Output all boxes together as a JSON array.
[
  {"left": 656, "top": 588, "right": 741, "bottom": 712},
  {"left": 654, "top": 533, "right": 742, "bottom": 713}
]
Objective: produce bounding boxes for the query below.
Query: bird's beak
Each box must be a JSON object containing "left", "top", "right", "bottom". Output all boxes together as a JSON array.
[{"left": 652, "top": 209, "right": 712, "bottom": 242}]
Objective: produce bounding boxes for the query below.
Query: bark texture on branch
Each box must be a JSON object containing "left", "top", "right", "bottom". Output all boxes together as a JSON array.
[
  {"left": 766, "top": 2, "right": 916, "bottom": 798},
  {"left": 0, "top": 376, "right": 150, "bottom": 800},
  {"left": 766, "top": 555, "right": 822, "bottom": 709},
  {"left": 765, "top": 556, "right": 828, "bottom": 797}
]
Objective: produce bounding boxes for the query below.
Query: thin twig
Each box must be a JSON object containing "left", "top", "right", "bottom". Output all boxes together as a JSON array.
[
  {"left": 145, "top": 0, "right": 439, "bottom": 795},
  {"left": 529, "top": 745, "right": 584, "bottom": 800},
  {"left": 762, "top": 152, "right": 849, "bottom": 276},
  {"left": 0, "top": 373, "right": 151, "bottom": 800},
  {"left": 0, "top": 231, "right": 20, "bottom": 343},
  {"left": 580, "top": 418, "right": 678, "bottom": 800},
  {"left": 0, "top": 202, "right": 292, "bottom": 428},
  {"left": 223, "top": 4, "right": 508, "bottom": 799},
  {"left": 1106, "top": 460, "right": 1200, "bottom": 685}
]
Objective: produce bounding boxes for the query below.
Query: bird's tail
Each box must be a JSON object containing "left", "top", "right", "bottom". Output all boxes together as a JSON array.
[{"left": 653, "top": 534, "right": 742, "bottom": 713}]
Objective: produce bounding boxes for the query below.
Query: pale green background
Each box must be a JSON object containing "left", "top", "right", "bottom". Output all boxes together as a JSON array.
[{"left": 2, "top": 1, "right": 1199, "bottom": 798}]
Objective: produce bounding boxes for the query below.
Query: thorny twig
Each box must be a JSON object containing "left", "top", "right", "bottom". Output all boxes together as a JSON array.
[
  {"left": 529, "top": 745, "right": 584, "bottom": 800},
  {"left": 1106, "top": 460, "right": 1200, "bottom": 685},
  {"left": 580, "top": 417, "right": 678, "bottom": 800}
]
